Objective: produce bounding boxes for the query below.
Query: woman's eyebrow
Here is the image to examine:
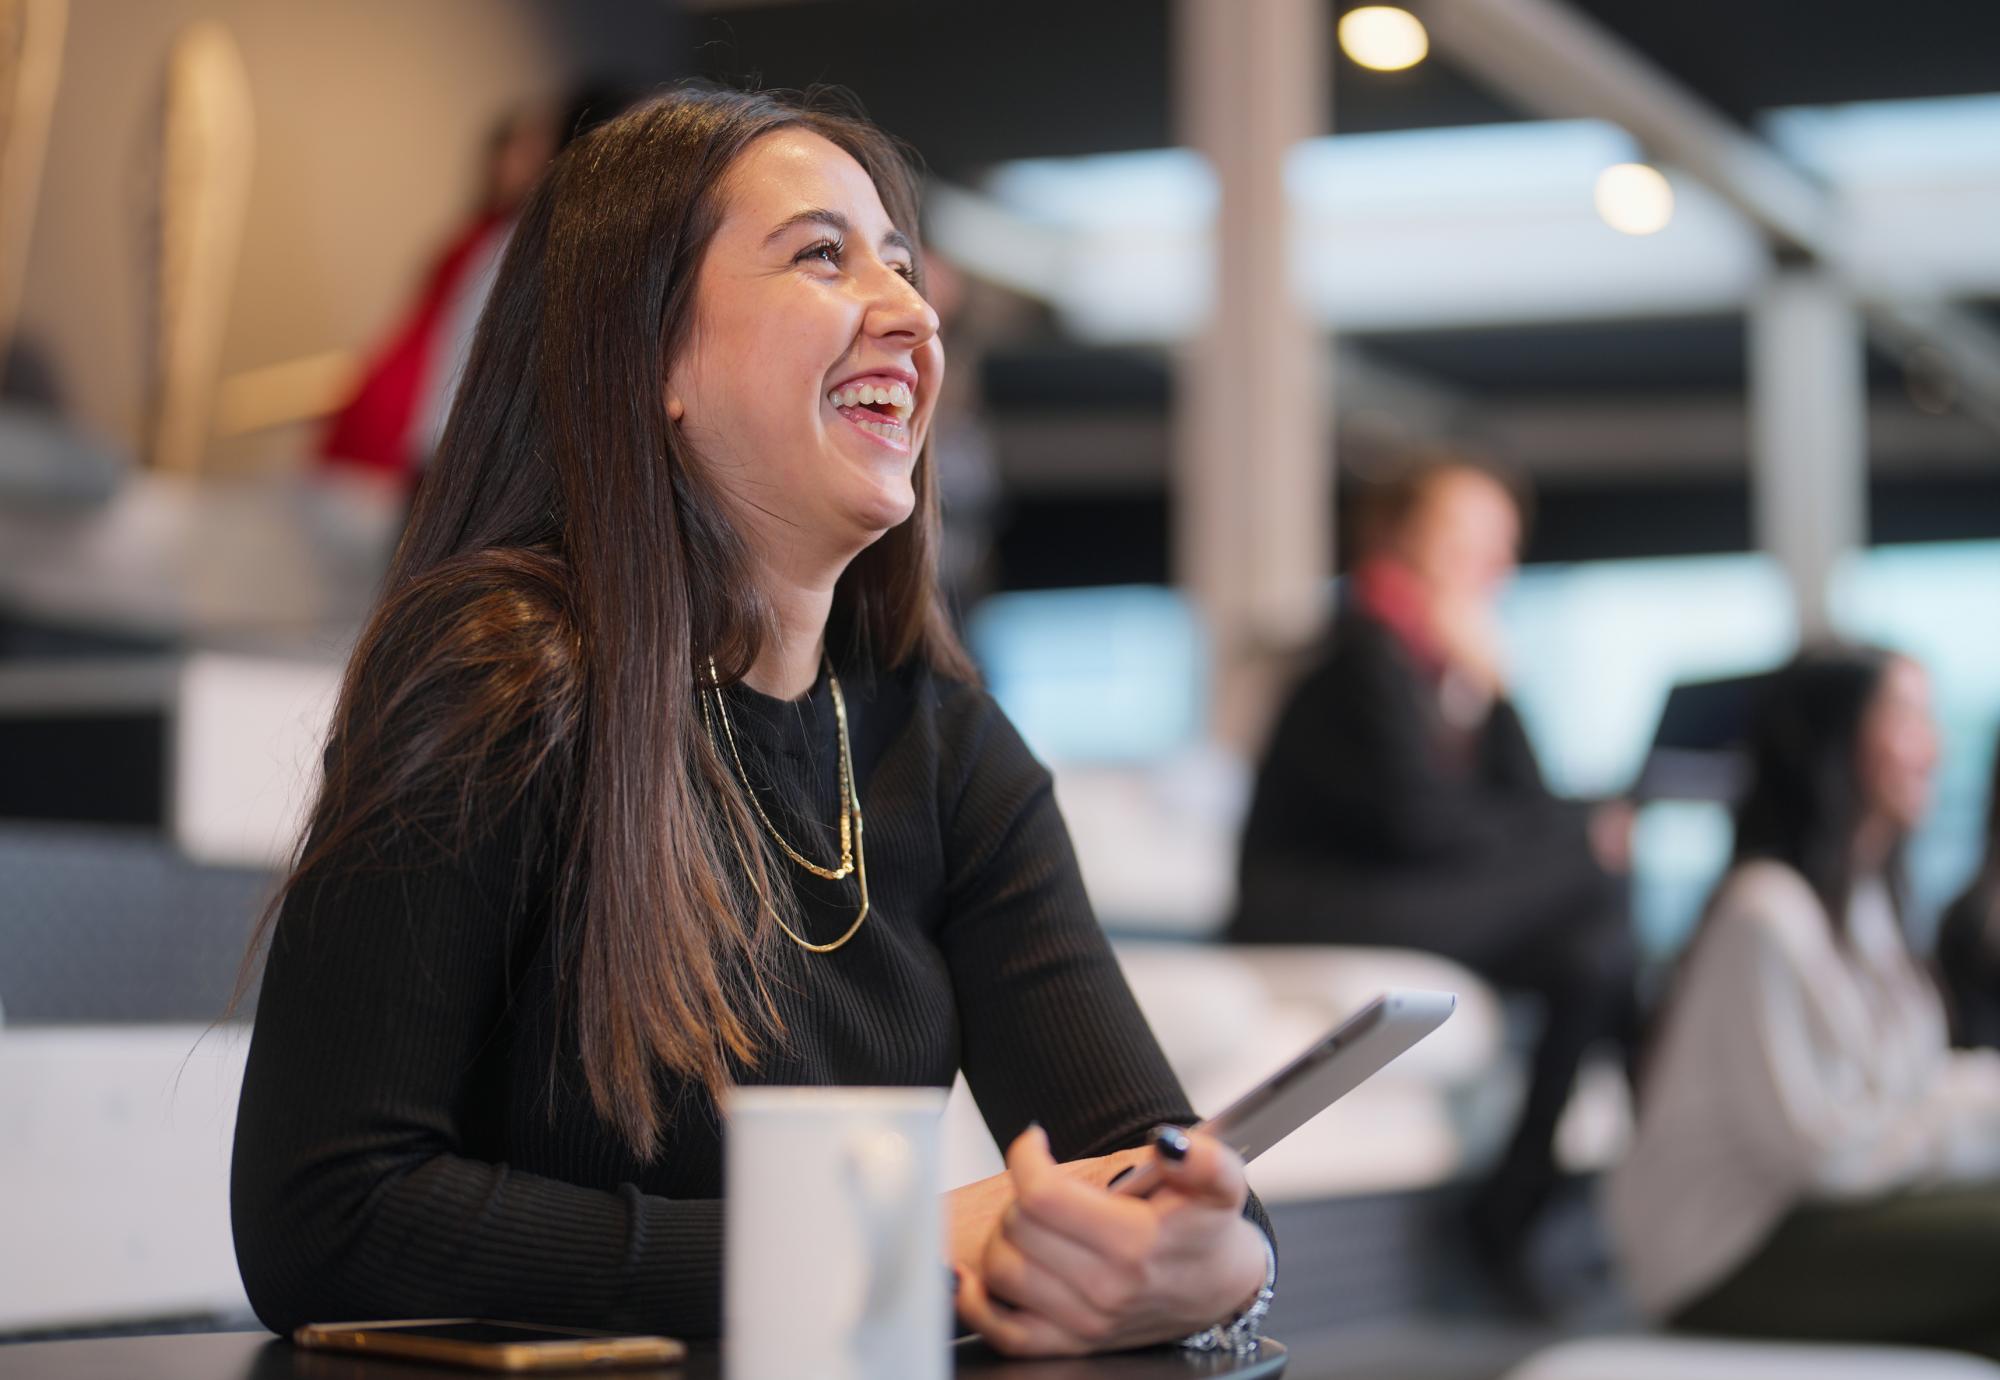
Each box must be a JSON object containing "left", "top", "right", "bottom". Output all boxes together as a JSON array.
[{"left": 764, "top": 207, "right": 914, "bottom": 259}]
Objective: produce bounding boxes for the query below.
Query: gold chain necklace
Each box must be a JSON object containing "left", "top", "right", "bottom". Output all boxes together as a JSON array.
[
  {"left": 706, "top": 656, "right": 852, "bottom": 880},
  {"left": 702, "top": 657, "right": 870, "bottom": 954}
]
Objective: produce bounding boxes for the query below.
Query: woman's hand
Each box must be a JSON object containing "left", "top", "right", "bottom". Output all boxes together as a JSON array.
[
  {"left": 951, "top": 1125, "right": 1269, "bottom": 1358},
  {"left": 944, "top": 1140, "right": 1151, "bottom": 1285}
]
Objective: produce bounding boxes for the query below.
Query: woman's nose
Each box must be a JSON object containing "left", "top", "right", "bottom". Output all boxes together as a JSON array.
[{"left": 865, "top": 265, "right": 939, "bottom": 344}]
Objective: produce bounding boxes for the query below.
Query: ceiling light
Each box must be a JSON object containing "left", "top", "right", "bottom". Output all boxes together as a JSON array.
[
  {"left": 1594, "top": 162, "right": 1675, "bottom": 235},
  {"left": 1338, "top": 7, "right": 1430, "bottom": 72}
]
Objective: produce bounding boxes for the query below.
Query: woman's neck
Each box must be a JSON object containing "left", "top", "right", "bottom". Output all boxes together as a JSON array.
[
  {"left": 1853, "top": 813, "right": 1899, "bottom": 877},
  {"left": 742, "top": 563, "right": 838, "bottom": 701}
]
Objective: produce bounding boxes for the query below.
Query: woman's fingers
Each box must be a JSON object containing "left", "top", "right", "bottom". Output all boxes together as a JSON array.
[
  {"left": 953, "top": 1263, "right": 1092, "bottom": 1359},
  {"left": 1000, "top": 1195, "right": 1168, "bottom": 1324},
  {"left": 1003, "top": 1124, "right": 1154, "bottom": 1259},
  {"left": 963, "top": 1124, "right": 1264, "bottom": 1358},
  {"left": 1144, "top": 1126, "right": 1250, "bottom": 1214},
  {"left": 999, "top": 1200, "right": 1122, "bottom": 1302},
  {"left": 978, "top": 1223, "right": 1118, "bottom": 1344}
]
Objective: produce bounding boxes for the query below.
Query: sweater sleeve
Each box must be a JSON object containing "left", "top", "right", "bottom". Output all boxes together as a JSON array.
[
  {"left": 230, "top": 778, "right": 727, "bottom": 1338},
  {"left": 934, "top": 688, "right": 1274, "bottom": 1255}
]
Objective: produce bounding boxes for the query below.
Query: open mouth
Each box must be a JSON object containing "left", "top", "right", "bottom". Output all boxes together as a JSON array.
[{"left": 826, "top": 379, "right": 914, "bottom": 451}]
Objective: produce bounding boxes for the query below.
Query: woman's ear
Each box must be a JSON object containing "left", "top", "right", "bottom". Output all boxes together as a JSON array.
[{"left": 662, "top": 363, "right": 689, "bottom": 424}]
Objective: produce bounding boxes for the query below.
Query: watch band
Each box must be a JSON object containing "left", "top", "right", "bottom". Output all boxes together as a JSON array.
[{"left": 1177, "top": 1230, "right": 1277, "bottom": 1356}]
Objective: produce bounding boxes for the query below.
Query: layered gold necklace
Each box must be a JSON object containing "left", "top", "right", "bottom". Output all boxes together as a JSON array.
[{"left": 701, "top": 657, "right": 869, "bottom": 954}]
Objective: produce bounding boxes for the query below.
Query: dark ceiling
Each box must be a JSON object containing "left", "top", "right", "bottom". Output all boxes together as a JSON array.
[
  {"left": 686, "top": 0, "right": 1514, "bottom": 172},
  {"left": 977, "top": 307, "right": 1967, "bottom": 413},
  {"left": 687, "top": 0, "right": 1176, "bottom": 175},
  {"left": 1568, "top": 0, "right": 2000, "bottom": 122},
  {"left": 685, "top": 0, "right": 2000, "bottom": 175},
  {"left": 1355, "top": 315, "right": 1929, "bottom": 399},
  {"left": 1361, "top": 315, "right": 1756, "bottom": 398}
]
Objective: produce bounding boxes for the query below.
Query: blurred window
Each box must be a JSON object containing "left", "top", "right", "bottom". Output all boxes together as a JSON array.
[
  {"left": 1496, "top": 553, "right": 1797, "bottom": 958},
  {"left": 967, "top": 585, "right": 1206, "bottom": 764}
]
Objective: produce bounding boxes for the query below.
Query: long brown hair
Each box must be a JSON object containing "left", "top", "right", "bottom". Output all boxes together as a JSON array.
[{"left": 242, "top": 86, "right": 973, "bottom": 1160}]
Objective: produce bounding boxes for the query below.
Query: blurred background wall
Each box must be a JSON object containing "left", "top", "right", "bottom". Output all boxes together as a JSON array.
[{"left": 16, "top": 0, "right": 679, "bottom": 472}]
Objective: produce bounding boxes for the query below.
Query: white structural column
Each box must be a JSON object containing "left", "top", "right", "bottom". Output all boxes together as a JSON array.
[
  {"left": 1748, "top": 267, "right": 1869, "bottom": 636},
  {"left": 1173, "top": 0, "right": 1333, "bottom": 749}
]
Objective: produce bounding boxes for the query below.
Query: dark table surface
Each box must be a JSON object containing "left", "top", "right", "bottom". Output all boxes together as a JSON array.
[{"left": 0, "top": 1331, "right": 1288, "bottom": 1379}]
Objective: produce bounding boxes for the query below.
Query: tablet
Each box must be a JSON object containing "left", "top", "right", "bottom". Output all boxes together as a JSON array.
[{"left": 1112, "top": 988, "right": 1456, "bottom": 1197}]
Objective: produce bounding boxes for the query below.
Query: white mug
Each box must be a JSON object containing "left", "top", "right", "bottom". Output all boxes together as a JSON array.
[{"left": 724, "top": 1086, "right": 950, "bottom": 1380}]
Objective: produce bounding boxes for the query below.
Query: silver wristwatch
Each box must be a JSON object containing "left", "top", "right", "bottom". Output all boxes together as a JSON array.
[{"left": 1177, "top": 1231, "right": 1276, "bottom": 1356}]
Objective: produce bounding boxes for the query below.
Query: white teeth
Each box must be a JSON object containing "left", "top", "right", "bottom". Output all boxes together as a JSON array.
[
  {"left": 828, "top": 380, "right": 916, "bottom": 412},
  {"left": 827, "top": 380, "right": 917, "bottom": 432},
  {"left": 848, "top": 414, "right": 908, "bottom": 444}
]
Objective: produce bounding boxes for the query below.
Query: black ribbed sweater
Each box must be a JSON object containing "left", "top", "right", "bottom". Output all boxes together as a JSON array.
[{"left": 231, "top": 656, "right": 1267, "bottom": 1339}]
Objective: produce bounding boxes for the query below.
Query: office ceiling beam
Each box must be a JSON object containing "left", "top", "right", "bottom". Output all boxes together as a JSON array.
[{"left": 1422, "top": 0, "right": 2000, "bottom": 437}]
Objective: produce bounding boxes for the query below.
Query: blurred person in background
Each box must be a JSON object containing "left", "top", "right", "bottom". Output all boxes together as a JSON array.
[
  {"left": 1229, "top": 456, "right": 1637, "bottom": 1282},
  {"left": 1607, "top": 647, "right": 2000, "bottom": 1357},
  {"left": 317, "top": 85, "right": 635, "bottom": 484},
  {"left": 1938, "top": 737, "right": 2000, "bottom": 1049},
  {"left": 232, "top": 86, "right": 1277, "bottom": 1358}
]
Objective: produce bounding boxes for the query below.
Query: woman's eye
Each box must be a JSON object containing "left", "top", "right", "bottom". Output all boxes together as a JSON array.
[{"left": 799, "top": 239, "right": 842, "bottom": 268}]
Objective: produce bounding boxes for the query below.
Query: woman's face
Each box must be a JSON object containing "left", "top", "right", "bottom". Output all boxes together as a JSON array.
[
  {"left": 1857, "top": 657, "right": 1940, "bottom": 837},
  {"left": 666, "top": 128, "right": 943, "bottom": 573}
]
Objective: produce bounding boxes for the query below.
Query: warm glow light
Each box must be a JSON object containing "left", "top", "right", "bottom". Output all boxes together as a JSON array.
[
  {"left": 1594, "top": 162, "right": 1675, "bottom": 235},
  {"left": 1338, "top": 7, "right": 1430, "bottom": 72}
]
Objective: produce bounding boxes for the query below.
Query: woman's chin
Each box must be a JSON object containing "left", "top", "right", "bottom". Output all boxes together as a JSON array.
[
  {"left": 849, "top": 483, "right": 917, "bottom": 538},
  {"left": 818, "top": 436, "right": 917, "bottom": 541}
]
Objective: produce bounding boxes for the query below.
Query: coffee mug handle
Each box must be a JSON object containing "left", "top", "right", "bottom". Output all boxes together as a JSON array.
[{"left": 845, "top": 1127, "right": 918, "bottom": 1337}]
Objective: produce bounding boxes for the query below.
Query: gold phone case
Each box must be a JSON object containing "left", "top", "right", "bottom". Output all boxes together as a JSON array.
[{"left": 293, "top": 1319, "right": 686, "bottom": 1372}]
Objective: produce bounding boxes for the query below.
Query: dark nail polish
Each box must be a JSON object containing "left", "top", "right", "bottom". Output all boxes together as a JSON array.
[{"left": 1152, "top": 1123, "right": 1191, "bottom": 1161}]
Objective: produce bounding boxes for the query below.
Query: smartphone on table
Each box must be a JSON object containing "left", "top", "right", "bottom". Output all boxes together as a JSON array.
[{"left": 293, "top": 1319, "right": 685, "bottom": 1371}]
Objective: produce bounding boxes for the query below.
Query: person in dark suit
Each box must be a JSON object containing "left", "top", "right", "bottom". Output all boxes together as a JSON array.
[
  {"left": 1938, "top": 738, "right": 2000, "bottom": 1051},
  {"left": 1230, "top": 458, "right": 1637, "bottom": 1275}
]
